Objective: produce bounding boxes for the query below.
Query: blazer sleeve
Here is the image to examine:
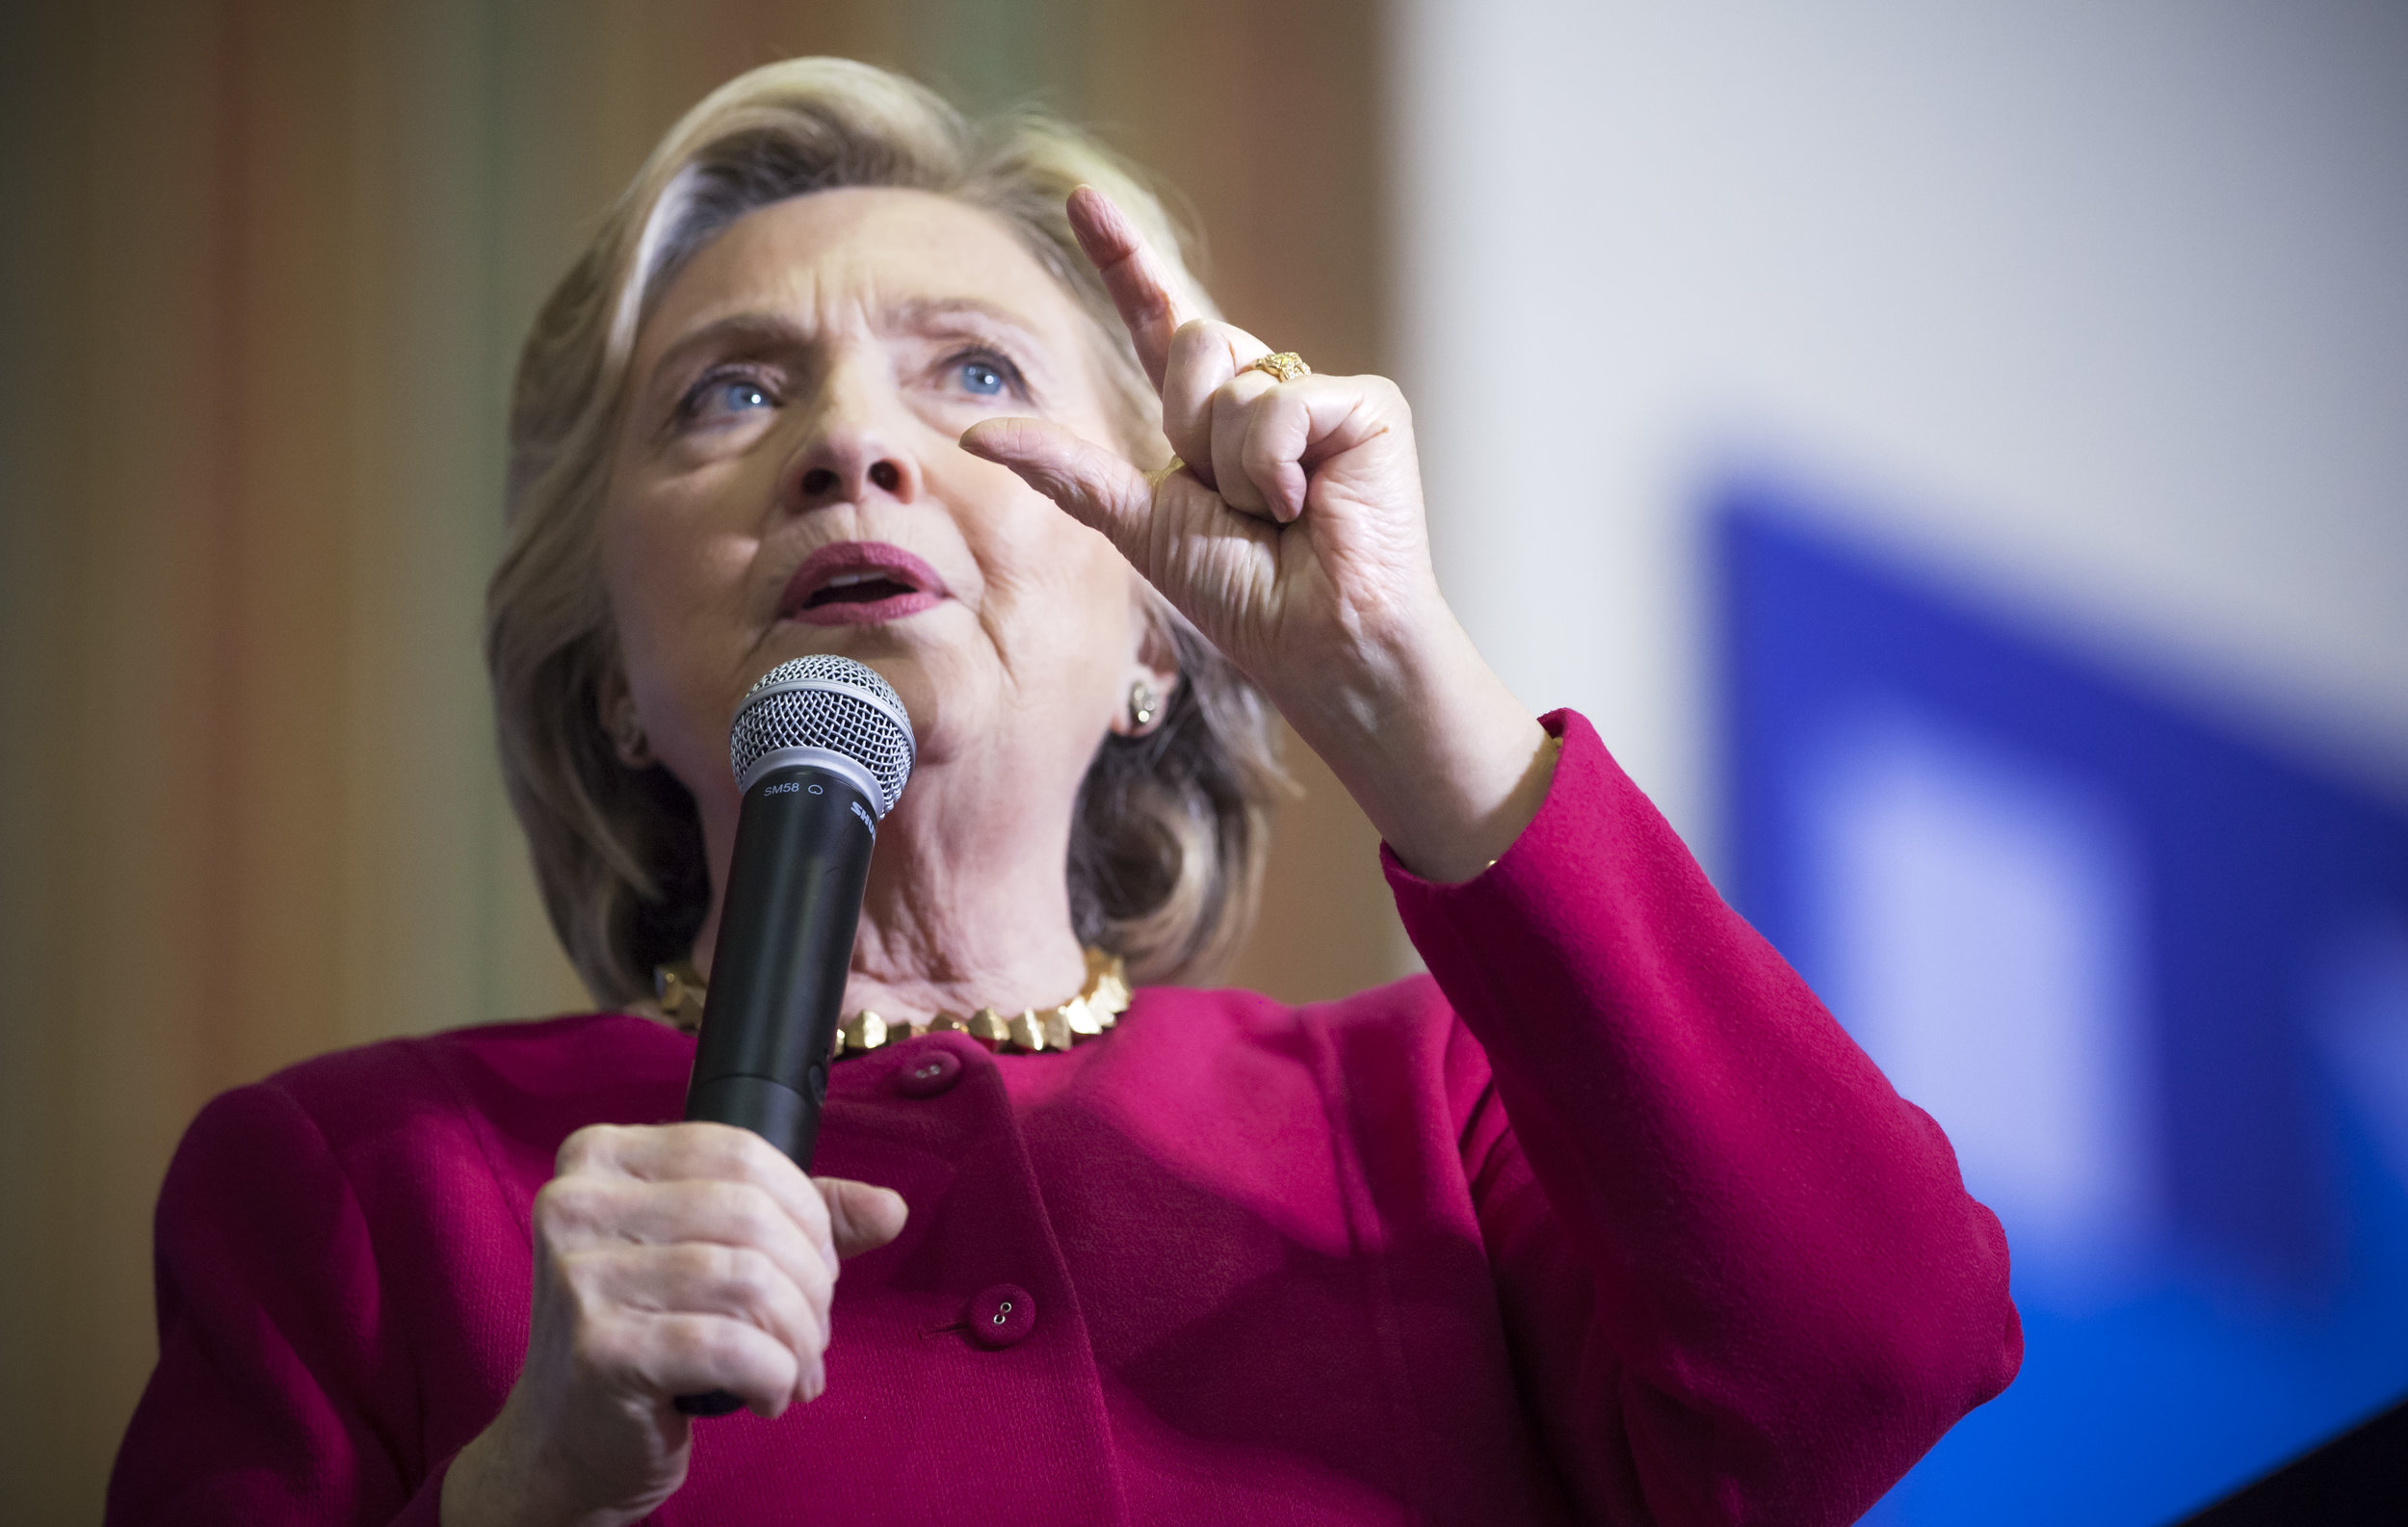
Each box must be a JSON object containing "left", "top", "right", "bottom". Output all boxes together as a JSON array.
[
  {"left": 1387, "top": 710, "right": 2023, "bottom": 1527},
  {"left": 106, "top": 1082, "right": 450, "bottom": 1527}
]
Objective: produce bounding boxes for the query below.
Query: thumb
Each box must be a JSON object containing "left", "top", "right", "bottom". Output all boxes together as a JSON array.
[
  {"left": 960, "top": 416, "right": 1159, "bottom": 572},
  {"left": 817, "top": 1176, "right": 908, "bottom": 1258}
]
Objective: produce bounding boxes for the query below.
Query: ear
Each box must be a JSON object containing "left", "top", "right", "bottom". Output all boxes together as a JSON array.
[
  {"left": 596, "top": 669, "right": 653, "bottom": 768},
  {"left": 1110, "top": 605, "right": 1184, "bottom": 739}
]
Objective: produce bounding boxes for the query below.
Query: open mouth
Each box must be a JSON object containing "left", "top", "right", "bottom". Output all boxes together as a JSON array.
[
  {"left": 805, "top": 572, "right": 922, "bottom": 609},
  {"left": 779, "top": 541, "right": 949, "bottom": 627}
]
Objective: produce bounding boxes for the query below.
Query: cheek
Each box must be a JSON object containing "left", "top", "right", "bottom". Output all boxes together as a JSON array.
[
  {"left": 599, "top": 480, "right": 757, "bottom": 713},
  {"left": 614, "top": 438, "right": 774, "bottom": 594},
  {"left": 965, "top": 486, "right": 1135, "bottom": 651},
  {"left": 601, "top": 501, "right": 691, "bottom": 665}
]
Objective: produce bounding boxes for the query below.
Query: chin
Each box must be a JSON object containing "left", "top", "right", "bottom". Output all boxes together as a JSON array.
[{"left": 760, "top": 619, "right": 991, "bottom": 768}]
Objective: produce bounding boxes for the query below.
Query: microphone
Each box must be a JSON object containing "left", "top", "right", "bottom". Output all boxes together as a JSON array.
[{"left": 674, "top": 654, "right": 914, "bottom": 1417}]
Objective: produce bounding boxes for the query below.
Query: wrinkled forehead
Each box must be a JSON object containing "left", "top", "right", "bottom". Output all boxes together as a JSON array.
[{"left": 634, "top": 187, "right": 1089, "bottom": 364}]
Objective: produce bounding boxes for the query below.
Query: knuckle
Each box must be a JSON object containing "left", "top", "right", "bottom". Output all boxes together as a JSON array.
[
  {"left": 664, "top": 1121, "right": 750, "bottom": 1185},
  {"left": 721, "top": 1245, "right": 781, "bottom": 1303},
  {"left": 798, "top": 1259, "right": 835, "bottom": 1314},
  {"left": 722, "top": 1184, "right": 780, "bottom": 1245},
  {"left": 532, "top": 1177, "right": 572, "bottom": 1221},
  {"left": 669, "top": 1238, "right": 736, "bottom": 1286},
  {"left": 674, "top": 1312, "right": 781, "bottom": 1385},
  {"left": 555, "top": 1123, "right": 618, "bottom": 1174},
  {"left": 653, "top": 1313, "right": 722, "bottom": 1371},
  {"left": 1215, "top": 325, "right": 1263, "bottom": 359},
  {"left": 667, "top": 1119, "right": 730, "bottom": 1158},
  {"left": 680, "top": 1240, "right": 785, "bottom": 1314},
  {"left": 729, "top": 1126, "right": 797, "bottom": 1184},
  {"left": 795, "top": 1306, "right": 831, "bottom": 1362},
  {"left": 532, "top": 1176, "right": 600, "bottom": 1236}
]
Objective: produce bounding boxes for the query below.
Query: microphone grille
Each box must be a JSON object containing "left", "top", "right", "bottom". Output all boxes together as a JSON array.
[{"left": 728, "top": 655, "right": 916, "bottom": 817}]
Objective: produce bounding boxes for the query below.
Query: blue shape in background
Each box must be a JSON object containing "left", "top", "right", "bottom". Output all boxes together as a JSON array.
[{"left": 1715, "top": 482, "right": 2408, "bottom": 1523}]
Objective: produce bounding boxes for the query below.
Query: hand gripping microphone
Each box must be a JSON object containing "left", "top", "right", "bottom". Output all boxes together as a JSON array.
[{"left": 675, "top": 655, "right": 914, "bottom": 1417}]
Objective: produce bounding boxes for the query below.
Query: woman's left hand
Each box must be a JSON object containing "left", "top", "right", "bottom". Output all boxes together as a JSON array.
[{"left": 962, "top": 187, "right": 1553, "bottom": 882}]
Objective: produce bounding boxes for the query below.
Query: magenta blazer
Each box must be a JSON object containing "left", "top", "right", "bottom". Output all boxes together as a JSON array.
[{"left": 108, "top": 712, "right": 2020, "bottom": 1524}]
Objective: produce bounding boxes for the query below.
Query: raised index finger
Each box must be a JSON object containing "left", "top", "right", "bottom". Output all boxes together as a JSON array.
[{"left": 1067, "top": 183, "right": 1194, "bottom": 394}]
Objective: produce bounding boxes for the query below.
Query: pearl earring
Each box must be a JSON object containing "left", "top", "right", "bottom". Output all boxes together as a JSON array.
[{"left": 1128, "top": 680, "right": 1159, "bottom": 729}]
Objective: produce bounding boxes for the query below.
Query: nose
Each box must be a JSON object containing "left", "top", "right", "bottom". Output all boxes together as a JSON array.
[{"left": 779, "top": 401, "right": 923, "bottom": 513}]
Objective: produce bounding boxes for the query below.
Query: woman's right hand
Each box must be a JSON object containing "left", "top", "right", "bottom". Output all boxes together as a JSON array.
[
  {"left": 440, "top": 1122, "right": 907, "bottom": 1527},
  {"left": 963, "top": 187, "right": 1553, "bottom": 884}
]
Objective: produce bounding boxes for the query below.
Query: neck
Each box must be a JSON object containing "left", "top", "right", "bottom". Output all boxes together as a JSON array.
[{"left": 685, "top": 738, "right": 1091, "bottom": 1027}]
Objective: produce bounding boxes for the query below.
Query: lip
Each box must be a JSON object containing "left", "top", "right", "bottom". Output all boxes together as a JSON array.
[{"left": 778, "top": 541, "right": 950, "bottom": 627}]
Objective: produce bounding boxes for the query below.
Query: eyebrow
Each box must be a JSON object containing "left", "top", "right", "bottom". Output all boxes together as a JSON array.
[
  {"left": 650, "top": 298, "right": 1050, "bottom": 370},
  {"left": 882, "top": 297, "right": 1049, "bottom": 348},
  {"left": 643, "top": 313, "right": 809, "bottom": 387}
]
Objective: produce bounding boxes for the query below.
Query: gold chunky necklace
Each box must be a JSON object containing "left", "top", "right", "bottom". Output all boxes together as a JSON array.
[{"left": 651, "top": 946, "right": 1133, "bottom": 1060}]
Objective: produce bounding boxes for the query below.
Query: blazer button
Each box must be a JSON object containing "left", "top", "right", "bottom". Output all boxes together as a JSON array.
[
  {"left": 968, "top": 1283, "right": 1035, "bottom": 1349},
  {"left": 891, "top": 1047, "right": 962, "bottom": 1098}
]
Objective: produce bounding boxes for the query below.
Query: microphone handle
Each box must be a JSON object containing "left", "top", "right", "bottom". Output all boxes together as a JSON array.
[{"left": 674, "top": 761, "right": 877, "bottom": 1417}]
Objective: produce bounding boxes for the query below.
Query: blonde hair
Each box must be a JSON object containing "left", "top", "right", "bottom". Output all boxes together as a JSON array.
[{"left": 487, "top": 58, "right": 1284, "bottom": 1008}]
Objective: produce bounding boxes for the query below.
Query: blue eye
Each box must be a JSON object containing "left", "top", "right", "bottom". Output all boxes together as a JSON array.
[
  {"left": 958, "top": 359, "right": 1007, "bottom": 396},
  {"left": 710, "top": 380, "right": 772, "bottom": 412},
  {"left": 681, "top": 374, "right": 774, "bottom": 424}
]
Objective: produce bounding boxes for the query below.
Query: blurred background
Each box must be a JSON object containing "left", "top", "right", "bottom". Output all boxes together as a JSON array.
[{"left": 1, "top": 1, "right": 2401, "bottom": 1521}]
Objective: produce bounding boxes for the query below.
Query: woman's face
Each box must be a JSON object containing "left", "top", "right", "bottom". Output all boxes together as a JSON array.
[{"left": 601, "top": 187, "right": 1152, "bottom": 830}]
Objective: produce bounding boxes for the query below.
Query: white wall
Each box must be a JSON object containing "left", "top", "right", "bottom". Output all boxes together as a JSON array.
[{"left": 1393, "top": 0, "right": 2408, "bottom": 859}]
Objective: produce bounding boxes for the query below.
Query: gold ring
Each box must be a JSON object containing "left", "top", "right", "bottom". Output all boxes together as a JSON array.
[
  {"left": 1241, "top": 351, "right": 1311, "bottom": 383},
  {"left": 1144, "top": 456, "right": 1186, "bottom": 490}
]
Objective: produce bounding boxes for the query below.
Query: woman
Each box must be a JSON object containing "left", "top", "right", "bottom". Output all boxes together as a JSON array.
[{"left": 109, "top": 59, "right": 2018, "bottom": 1526}]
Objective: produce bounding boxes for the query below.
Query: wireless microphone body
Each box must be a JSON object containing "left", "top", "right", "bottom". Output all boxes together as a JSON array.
[
  {"left": 675, "top": 655, "right": 914, "bottom": 1417},
  {"left": 682, "top": 761, "right": 875, "bottom": 1164}
]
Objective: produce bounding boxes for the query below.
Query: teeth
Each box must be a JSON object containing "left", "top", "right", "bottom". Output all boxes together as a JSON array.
[{"left": 824, "top": 571, "right": 878, "bottom": 588}]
